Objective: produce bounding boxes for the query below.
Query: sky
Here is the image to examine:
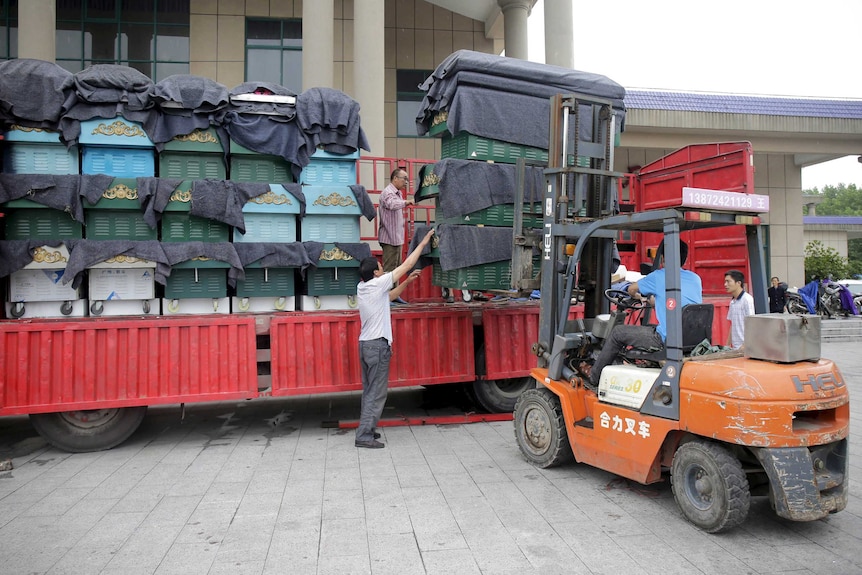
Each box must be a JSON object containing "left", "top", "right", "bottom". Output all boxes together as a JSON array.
[{"left": 527, "top": 0, "right": 862, "bottom": 191}]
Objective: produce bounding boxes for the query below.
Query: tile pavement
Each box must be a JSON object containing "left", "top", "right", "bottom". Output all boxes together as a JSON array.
[{"left": 0, "top": 342, "right": 860, "bottom": 574}]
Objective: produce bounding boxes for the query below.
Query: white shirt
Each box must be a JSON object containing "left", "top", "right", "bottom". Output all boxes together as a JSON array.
[
  {"left": 357, "top": 272, "right": 394, "bottom": 344},
  {"left": 727, "top": 291, "right": 755, "bottom": 349}
]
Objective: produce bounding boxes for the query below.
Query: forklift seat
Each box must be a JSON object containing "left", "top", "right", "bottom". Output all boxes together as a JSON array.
[{"left": 621, "top": 303, "right": 714, "bottom": 361}]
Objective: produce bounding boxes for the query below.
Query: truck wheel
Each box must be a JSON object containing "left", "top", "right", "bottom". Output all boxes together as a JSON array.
[
  {"left": 513, "top": 388, "right": 573, "bottom": 468},
  {"left": 29, "top": 407, "right": 148, "bottom": 453},
  {"left": 471, "top": 377, "right": 536, "bottom": 413},
  {"left": 670, "top": 440, "right": 750, "bottom": 533}
]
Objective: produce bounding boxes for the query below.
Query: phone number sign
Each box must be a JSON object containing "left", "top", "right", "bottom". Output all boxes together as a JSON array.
[{"left": 682, "top": 187, "right": 769, "bottom": 213}]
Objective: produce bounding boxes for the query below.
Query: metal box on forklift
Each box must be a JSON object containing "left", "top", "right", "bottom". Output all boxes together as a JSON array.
[{"left": 744, "top": 313, "right": 821, "bottom": 363}]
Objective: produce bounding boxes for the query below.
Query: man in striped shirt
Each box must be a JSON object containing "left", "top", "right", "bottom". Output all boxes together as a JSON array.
[{"left": 378, "top": 168, "right": 414, "bottom": 302}]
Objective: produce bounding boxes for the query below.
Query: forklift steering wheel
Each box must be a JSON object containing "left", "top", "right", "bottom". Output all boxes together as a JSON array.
[{"left": 604, "top": 288, "right": 646, "bottom": 311}]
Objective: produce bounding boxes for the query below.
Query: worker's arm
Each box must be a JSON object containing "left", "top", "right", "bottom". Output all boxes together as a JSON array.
[
  {"left": 391, "top": 229, "right": 434, "bottom": 284},
  {"left": 627, "top": 281, "right": 640, "bottom": 298},
  {"left": 389, "top": 269, "right": 422, "bottom": 301}
]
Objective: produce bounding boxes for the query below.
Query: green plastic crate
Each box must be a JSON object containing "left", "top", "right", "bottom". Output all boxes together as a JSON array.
[
  {"left": 3, "top": 208, "right": 83, "bottom": 240},
  {"left": 164, "top": 268, "right": 227, "bottom": 298},
  {"left": 161, "top": 213, "right": 230, "bottom": 242},
  {"left": 305, "top": 267, "right": 360, "bottom": 296},
  {"left": 441, "top": 132, "right": 548, "bottom": 164},
  {"left": 236, "top": 267, "right": 296, "bottom": 297},
  {"left": 85, "top": 211, "right": 156, "bottom": 240},
  {"left": 432, "top": 258, "right": 539, "bottom": 291},
  {"left": 438, "top": 203, "right": 543, "bottom": 228}
]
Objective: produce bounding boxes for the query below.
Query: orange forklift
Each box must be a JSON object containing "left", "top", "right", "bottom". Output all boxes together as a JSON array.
[{"left": 512, "top": 94, "right": 849, "bottom": 532}]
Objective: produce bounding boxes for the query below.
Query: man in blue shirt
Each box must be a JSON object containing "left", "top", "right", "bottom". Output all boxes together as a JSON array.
[{"left": 589, "top": 240, "right": 703, "bottom": 388}]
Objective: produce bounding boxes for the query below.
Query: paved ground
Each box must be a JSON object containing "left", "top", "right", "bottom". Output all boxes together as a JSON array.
[{"left": 0, "top": 342, "right": 860, "bottom": 575}]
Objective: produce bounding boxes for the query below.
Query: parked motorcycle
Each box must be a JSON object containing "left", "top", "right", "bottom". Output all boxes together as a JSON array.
[{"left": 785, "top": 279, "right": 860, "bottom": 317}]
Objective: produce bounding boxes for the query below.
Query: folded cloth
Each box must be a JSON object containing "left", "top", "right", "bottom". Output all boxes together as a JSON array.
[
  {"left": 0, "top": 59, "right": 75, "bottom": 130},
  {"left": 190, "top": 179, "right": 269, "bottom": 233},
  {"left": 301, "top": 241, "right": 325, "bottom": 276},
  {"left": 334, "top": 242, "right": 372, "bottom": 263},
  {"left": 436, "top": 224, "right": 512, "bottom": 271},
  {"left": 137, "top": 177, "right": 183, "bottom": 228},
  {"left": 348, "top": 185, "right": 376, "bottom": 221},
  {"left": 161, "top": 242, "right": 244, "bottom": 287},
  {"left": 59, "top": 64, "right": 157, "bottom": 146},
  {"left": 432, "top": 159, "right": 543, "bottom": 219},
  {"left": 407, "top": 224, "right": 436, "bottom": 270},
  {"left": 0, "top": 239, "right": 64, "bottom": 278},
  {"left": 62, "top": 240, "right": 170, "bottom": 288},
  {"left": 296, "top": 87, "right": 370, "bottom": 154},
  {"left": 0, "top": 174, "right": 113, "bottom": 223},
  {"left": 234, "top": 242, "right": 314, "bottom": 270},
  {"left": 282, "top": 182, "right": 306, "bottom": 218},
  {"left": 224, "top": 112, "right": 308, "bottom": 181}
]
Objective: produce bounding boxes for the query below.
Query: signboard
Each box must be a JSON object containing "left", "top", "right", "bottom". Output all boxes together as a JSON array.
[{"left": 682, "top": 187, "right": 769, "bottom": 213}]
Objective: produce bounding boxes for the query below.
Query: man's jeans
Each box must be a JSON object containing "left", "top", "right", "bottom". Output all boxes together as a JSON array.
[
  {"left": 357, "top": 338, "right": 392, "bottom": 442},
  {"left": 590, "top": 325, "right": 663, "bottom": 386}
]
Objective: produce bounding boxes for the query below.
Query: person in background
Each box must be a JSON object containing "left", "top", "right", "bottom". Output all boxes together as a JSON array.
[
  {"left": 378, "top": 168, "right": 414, "bottom": 304},
  {"left": 354, "top": 228, "right": 435, "bottom": 449},
  {"left": 725, "top": 269, "right": 755, "bottom": 349},
  {"left": 768, "top": 276, "right": 787, "bottom": 313}
]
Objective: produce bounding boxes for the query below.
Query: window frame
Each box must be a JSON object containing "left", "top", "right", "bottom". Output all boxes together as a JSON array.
[{"left": 244, "top": 17, "right": 303, "bottom": 92}]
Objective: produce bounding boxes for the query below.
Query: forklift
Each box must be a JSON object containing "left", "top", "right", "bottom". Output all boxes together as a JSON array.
[{"left": 511, "top": 94, "right": 849, "bottom": 532}]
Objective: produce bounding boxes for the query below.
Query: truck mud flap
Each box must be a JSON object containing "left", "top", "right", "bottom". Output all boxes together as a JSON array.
[{"left": 753, "top": 440, "right": 848, "bottom": 521}]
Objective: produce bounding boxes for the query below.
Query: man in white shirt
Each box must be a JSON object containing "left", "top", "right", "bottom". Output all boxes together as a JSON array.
[
  {"left": 725, "top": 269, "right": 755, "bottom": 349},
  {"left": 354, "top": 228, "right": 434, "bottom": 448}
]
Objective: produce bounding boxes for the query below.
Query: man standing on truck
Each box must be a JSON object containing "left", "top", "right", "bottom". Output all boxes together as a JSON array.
[
  {"left": 355, "top": 228, "right": 435, "bottom": 449},
  {"left": 725, "top": 269, "right": 755, "bottom": 349},
  {"left": 589, "top": 240, "right": 702, "bottom": 388},
  {"left": 378, "top": 168, "right": 415, "bottom": 304}
]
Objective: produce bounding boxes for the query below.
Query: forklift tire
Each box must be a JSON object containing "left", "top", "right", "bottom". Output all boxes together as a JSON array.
[
  {"left": 29, "top": 406, "right": 148, "bottom": 453},
  {"left": 513, "top": 388, "right": 573, "bottom": 468},
  {"left": 670, "top": 440, "right": 750, "bottom": 533}
]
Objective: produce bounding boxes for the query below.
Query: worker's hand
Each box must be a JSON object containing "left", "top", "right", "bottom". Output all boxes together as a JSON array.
[
  {"left": 407, "top": 269, "right": 422, "bottom": 282},
  {"left": 406, "top": 199, "right": 415, "bottom": 206},
  {"left": 421, "top": 228, "right": 435, "bottom": 244}
]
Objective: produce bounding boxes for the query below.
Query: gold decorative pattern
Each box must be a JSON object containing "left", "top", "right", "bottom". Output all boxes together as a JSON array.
[
  {"left": 250, "top": 190, "right": 292, "bottom": 205},
  {"left": 91, "top": 120, "right": 145, "bottom": 138},
  {"left": 320, "top": 247, "right": 354, "bottom": 262},
  {"left": 32, "top": 247, "right": 67, "bottom": 264},
  {"left": 431, "top": 111, "right": 448, "bottom": 127},
  {"left": 170, "top": 189, "right": 192, "bottom": 203},
  {"left": 103, "top": 183, "right": 138, "bottom": 200},
  {"left": 313, "top": 192, "right": 357, "bottom": 208},
  {"left": 191, "top": 256, "right": 212, "bottom": 261},
  {"left": 104, "top": 255, "right": 145, "bottom": 264},
  {"left": 172, "top": 129, "right": 218, "bottom": 144},
  {"left": 9, "top": 124, "right": 45, "bottom": 133},
  {"left": 421, "top": 171, "right": 440, "bottom": 187}
]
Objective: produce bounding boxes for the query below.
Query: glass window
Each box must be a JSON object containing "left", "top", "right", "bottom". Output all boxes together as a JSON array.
[
  {"left": 0, "top": 0, "right": 17, "bottom": 60},
  {"left": 246, "top": 18, "right": 303, "bottom": 91},
  {"left": 55, "top": 0, "right": 189, "bottom": 79},
  {"left": 396, "top": 69, "right": 431, "bottom": 138}
]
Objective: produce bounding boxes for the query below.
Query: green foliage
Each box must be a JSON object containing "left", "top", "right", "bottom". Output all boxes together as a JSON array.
[
  {"left": 804, "top": 240, "right": 850, "bottom": 280},
  {"left": 805, "top": 184, "right": 862, "bottom": 215}
]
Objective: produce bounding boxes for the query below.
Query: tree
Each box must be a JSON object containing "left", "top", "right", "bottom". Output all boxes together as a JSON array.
[
  {"left": 803, "top": 183, "right": 862, "bottom": 276},
  {"left": 804, "top": 240, "right": 850, "bottom": 281}
]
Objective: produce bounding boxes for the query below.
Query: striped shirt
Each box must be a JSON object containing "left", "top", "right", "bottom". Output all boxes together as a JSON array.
[{"left": 378, "top": 183, "right": 407, "bottom": 246}]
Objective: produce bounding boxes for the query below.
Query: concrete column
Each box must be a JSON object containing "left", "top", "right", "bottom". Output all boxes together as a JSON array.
[
  {"left": 543, "top": 0, "right": 573, "bottom": 68},
  {"left": 497, "top": 0, "right": 531, "bottom": 60},
  {"left": 18, "top": 0, "right": 55, "bottom": 62},
  {"left": 302, "top": 0, "right": 334, "bottom": 89},
  {"left": 353, "top": 0, "right": 385, "bottom": 154}
]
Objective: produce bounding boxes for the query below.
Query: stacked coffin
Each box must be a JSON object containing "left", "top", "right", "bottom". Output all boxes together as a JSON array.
[
  {"left": 414, "top": 50, "right": 626, "bottom": 295},
  {"left": 2, "top": 119, "right": 86, "bottom": 318},
  {"left": 227, "top": 86, "right": 302, "bottom": 313},
  {"left": 0, "top": 61, "right": 371, "bottom": 319},
  {"left": 79, "top": 116, "right": 161, "bottom": 316}
]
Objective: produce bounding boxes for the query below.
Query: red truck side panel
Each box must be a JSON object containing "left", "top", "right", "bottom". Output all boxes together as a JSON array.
[
  {"left": 634, "top": 142, "right": 756, "bottom": 295},
  {"left": 269, "top": 305, "right": 476, "bottom": 396},
  {"left": 0, "top": 315, "right": 259, "bottom": 415}
]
